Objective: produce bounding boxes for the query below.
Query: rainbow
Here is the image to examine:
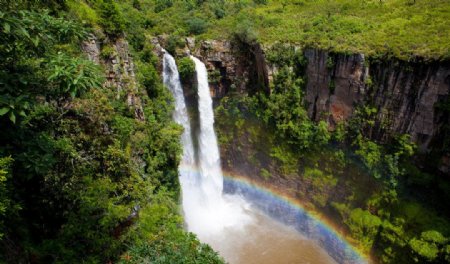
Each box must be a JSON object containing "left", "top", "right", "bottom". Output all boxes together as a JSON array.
[{"left": 179, "top": 166, "right": 369, "bottom": 264}]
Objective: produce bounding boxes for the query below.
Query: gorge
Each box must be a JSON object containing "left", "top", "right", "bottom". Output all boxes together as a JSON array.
[
  {"left": 163, "top": 51, "right": 367, "bottom": 263},
  {"left": 1, "top": 1, "right": 449, "bottom": 264}
]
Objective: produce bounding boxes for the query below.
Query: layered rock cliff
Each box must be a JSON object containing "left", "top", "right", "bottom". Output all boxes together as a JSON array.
[{"left": 304, "top": 50, "right": 450, "bottom": 154}]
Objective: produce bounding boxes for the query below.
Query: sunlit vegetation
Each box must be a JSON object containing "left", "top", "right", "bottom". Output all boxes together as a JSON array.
[
  {"left": 115, "top": 0, "right": 450, "bottom": 60},
  {"left": 177, "top": 56, "right": 196, "bottom": 83}
]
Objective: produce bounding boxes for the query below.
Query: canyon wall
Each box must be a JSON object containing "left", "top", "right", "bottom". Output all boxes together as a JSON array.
[
  {"left": 180, "top": 39, "right": 449, "bottom": 172},
  {"left": 303, "top": 49, "right": 450, "bottom": 154},
  {"left": 152, "top": 37, "right": 449, "bottom": 173}
]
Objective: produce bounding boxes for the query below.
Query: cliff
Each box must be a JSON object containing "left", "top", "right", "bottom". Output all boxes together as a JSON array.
[
  {"left": 167, "top": 38, "right": 449, "bottom": 173},
  {"left": 303, "top": 50, "right": 450, "bottom": 155},
  {"left": 82, "top": 35, "right": 145, "bottom": 121}
]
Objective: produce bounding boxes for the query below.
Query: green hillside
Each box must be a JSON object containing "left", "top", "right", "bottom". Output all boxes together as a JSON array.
[{"left": 111, "top": 0, "right": 450, "bottom": 60}]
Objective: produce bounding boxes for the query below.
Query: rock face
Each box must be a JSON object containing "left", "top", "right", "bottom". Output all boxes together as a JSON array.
[
  {"left": 304, "top": 50, "right": 450, "bottom": 154},
  {"left": 192, "top": 39, "right": 250, "bottom": 98},
  {"left": 304, "top": 49, "right": 368, "bottom": 125},
  {"left": 82, "top": 36, "right": 101, "bottom": 64},
  {"left": 82, "top": 36, "right": 144, "bottom": 121}
]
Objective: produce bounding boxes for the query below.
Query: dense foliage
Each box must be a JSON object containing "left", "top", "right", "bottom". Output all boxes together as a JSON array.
[
  {"left": 177, "top": 57, "right": 196, "bottom": 83},
  {"left": 113, "top": 0, "right": 450, "bottom": 60},
  {"left": 0, "top": 1, "right": 223, "bottom": 263}
]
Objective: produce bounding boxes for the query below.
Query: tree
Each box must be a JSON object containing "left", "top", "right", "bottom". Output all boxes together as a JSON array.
[
  {"left": 186, "top": 17, "right": 208, "bottom": 35},
  {"left": 98, "top": 0, "right": 125, "bottom": 37},
  {"left": 346, "top": 208, "right": 382, "bottom": 251},
  {"left": 409, "top": 231, "right": 448, "bottom": 262}
]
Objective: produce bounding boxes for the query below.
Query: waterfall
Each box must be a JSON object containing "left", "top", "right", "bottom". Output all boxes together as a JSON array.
[
  {"left": 185, "top": 55, "right": 251, "bottom": 238},
  {"left": 162, "top": 51, "right": 199, "bottom": 224},
  {"left": 190, "top": 56, "right": 223, "bottom": 206},
  {"left": 163, "top": 51, "right": 251, "bottom": 245},
  {"left": 162, "top": 52, "right": 195, "bottom": 167}
]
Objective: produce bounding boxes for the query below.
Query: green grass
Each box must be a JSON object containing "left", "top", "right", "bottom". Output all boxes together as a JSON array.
[
  {"left": 118, "top": 0, "right": 450, "bottom": 60},
  {"left": 209, "top": 0, "right": 450, "bottom": 59}
]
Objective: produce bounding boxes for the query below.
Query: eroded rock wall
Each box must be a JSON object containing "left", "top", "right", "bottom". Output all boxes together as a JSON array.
[
  {"left": 304, "top": 50, "right": 450, "bottom": 153},
  {"left": 82, "top": 35, "right": 144, "bottom": 121}
]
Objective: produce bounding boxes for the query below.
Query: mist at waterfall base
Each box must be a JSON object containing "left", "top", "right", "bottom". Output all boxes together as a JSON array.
[{"left": 163, "top": 52, "right": 364, "bottom": 264}]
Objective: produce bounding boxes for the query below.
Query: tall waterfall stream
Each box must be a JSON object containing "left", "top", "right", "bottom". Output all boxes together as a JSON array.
[{"left": 163, "top": 52, "right": 336, "bottom": 264}]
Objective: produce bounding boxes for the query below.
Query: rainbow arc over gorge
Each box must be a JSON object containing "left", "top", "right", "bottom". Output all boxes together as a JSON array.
[{"left": 180, "top": 165, "right": 369, "bottom": 264}]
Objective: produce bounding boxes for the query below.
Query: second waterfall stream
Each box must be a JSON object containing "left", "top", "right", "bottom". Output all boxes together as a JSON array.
[{"left": 162, "top": 51, "right": 337, "bottom": 264}]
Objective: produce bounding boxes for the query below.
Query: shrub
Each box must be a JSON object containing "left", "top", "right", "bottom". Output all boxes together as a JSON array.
[
  {"left": 346, "top": 208, "right": 382, "bottom": 251},
  {"left": 208, "top": 69, "right": 221, "bottom": 84},
  {"left": 98, "top": 0, "right": 125, "bottom": 37},
  {"left": 212, "top": 5, "right": 226, "bottom": 19},
  {"left": 186, "top": 17, "right": 208, "bottom": 35},
  {"left": 0, "top": 156, "right": 14, "bottom": 239},
  {"left": 135, "top": 61, "right": 159, "bottom": 96},
  {"left": 140, "top": 43, "right": 158, "bottom": 65},
  {"left": 100, "top": 44, "right": 116, "bottom": 59},
  {"left": 270, "top": 146, "right": 298, "bottom": 175},
  {"left": 66, "top": 0, "right": 99, "bottom": 27},
  {"left": 233, "top": 19, "right": 258, "bottom": 45},
  {"left": 253, "top": 0, "right": 268, "bottom": 5},
  {"left": 46, "top": 53, "right": 104, "bottom": 98},
  {"left": 155, "top": 0, "right": 173, "bottom": 13},
  {"left": 165, "top": 34, "right": 185, "bottom": 55},
  {"left": 303, "top": 168, "right": 337, "bottom": 207},
  {"left": 409, "top": 231, "right": 448, "bottom": 262},
  {"left": 260, "top": 168, "right": 271, "bottom": 180},
  {"left": 132, "top": 0, "right": 141, "bottom": 10},
  {"left": 314, "top": 121, "right": 331, "bottom": 146},
  {"left": 354, "top": 135, "right": 382, "bottom": 178},
  {"left": 392, "top": 134, "right": 416, "bottom": 158},
  {"left": 177, "top": 57, "right": 196, "bottom": 82}
]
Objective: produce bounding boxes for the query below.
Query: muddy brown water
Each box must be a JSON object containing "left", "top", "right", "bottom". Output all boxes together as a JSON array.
[{"left": 203, "top": 208, "right": 336, "bottom": 264}]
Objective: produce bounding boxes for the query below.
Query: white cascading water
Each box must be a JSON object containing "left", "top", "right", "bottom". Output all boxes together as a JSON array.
[{"left": 186, "top": 56, "right": 252, "bottom": 237}]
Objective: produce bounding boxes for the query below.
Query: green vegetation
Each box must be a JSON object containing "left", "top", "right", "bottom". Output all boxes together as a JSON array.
[
  {"left": 1, "top": 1, "right": 449, "bottom": 264},
  {"left": 101, "top": 44, "right": 117, "bottom": 59},
  {"left": 0, "top": 2, "right": 223, "bottom": 263},
  {"left": 260, "top": 168, "right": 272, "bottom": 180},
  {"left": 117, "top": 0, "right": 450, "bottom": 60},
  {"left": 216, "top": 93, "right": 450, "bottom": 263},
  {"left": 346, "top": 208, "right": 382, "bottom": 251},
  {"left": 177, "top": 56, "right": 196, "bottom": 82},
  {"left": 98, "top": 0, "right": 126, "bottom": 37},
  {"left": 303, "top": 168, "right": 338, "bottom": 207},
  {"left": 186, "top": 17, "right": 208, "bottom": 35}
]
